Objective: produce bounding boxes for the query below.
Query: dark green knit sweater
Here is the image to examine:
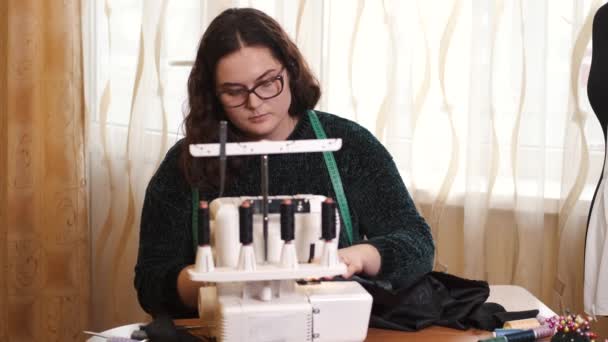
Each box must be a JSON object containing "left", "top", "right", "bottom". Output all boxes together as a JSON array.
[{"left": 134, "top": 111, "right": 434, "bottom": 317}]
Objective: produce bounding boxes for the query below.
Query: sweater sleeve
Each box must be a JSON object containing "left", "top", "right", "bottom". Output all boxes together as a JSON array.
[
  {"left": 134, "top": 146, "right": 197, "bottom": 318},
  {"left": 344, "top": 130, "right": 435, "bottom": 288}
]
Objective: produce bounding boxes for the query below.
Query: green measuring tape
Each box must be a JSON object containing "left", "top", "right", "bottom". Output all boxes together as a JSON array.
[
  {"left": 307, "top": 110, "right": 354, "bottom": 246},
  {"left": 191, "top": 110, "right": 355, "bottom": 251}
]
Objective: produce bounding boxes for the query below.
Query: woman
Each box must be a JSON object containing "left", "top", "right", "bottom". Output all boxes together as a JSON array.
[{"left": 134, "top": 7, "right": 434, "bottom": 318}]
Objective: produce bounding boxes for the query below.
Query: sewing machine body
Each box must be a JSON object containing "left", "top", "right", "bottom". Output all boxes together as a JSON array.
[
  {"left": 188, "top": 195, "right": 373, "bottom": 342},
  {"left": 209, "top": 280, "right": 371, "bottom": 342}
]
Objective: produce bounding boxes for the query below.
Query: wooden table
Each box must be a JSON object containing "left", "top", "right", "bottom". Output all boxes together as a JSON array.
[{"left": 177, "top": 285, "right": 556, "bottom": 342}]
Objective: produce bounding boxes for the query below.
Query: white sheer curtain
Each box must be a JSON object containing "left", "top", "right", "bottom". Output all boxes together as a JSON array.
[{"left": 83, "top": 0, "right": 607, "bottom": 329}]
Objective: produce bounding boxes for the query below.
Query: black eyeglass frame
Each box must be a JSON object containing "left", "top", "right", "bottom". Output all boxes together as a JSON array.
[{"left": 217, "top": 68, "right": 286, "bottom": 108}]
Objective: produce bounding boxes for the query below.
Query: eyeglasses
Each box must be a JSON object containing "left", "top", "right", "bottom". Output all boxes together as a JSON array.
[{"left": 217, "top": 69, "right": 285, "bottom": 108}]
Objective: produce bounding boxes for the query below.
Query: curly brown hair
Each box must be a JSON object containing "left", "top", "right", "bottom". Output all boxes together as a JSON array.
[{"left": 181, "top": 8, "right": 321, "bottom": 191}]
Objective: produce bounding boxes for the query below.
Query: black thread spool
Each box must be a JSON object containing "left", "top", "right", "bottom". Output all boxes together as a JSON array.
[
  {"left": 280, "top": 199, "right": 295, "bottom": 242},
  {"left": 198, "top": 201, "right": 210, "bottom": 246},
  {"left": 501, "top": 330, "right": 535, "bottom": 342},
  {"left": 239, "top": 200, "right": 253, "bottom": 245},
  {"left": 321, "top": 198, "right": 336, "bottom": 241}
]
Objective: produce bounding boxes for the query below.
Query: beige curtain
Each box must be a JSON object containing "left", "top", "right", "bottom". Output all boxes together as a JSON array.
[
  {"left": 1, "top": 0, "right": 7, "bottom": 339},
  {"left": 86, "top": 0, "right": 607, "bottom": 332},
  {"left": 1, "top": 1, "right": 89, "bottom": 341}
]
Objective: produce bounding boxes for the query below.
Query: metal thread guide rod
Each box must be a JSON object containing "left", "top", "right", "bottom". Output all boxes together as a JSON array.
[
  {"left": 261, "top": 154, "right": 269, "bottom": 262},
  {"left": 219, "top": 121, "right": 227, "bottom": 197}
]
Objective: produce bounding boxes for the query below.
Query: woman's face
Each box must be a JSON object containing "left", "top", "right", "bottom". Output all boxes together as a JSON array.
[{"left": 215, "top": 46, "right": 295, "bottom": 141}]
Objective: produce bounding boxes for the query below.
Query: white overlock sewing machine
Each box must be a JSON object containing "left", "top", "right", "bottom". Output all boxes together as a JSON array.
[{"left": 187, "top": 126, "right": 372, "bottom": 342}]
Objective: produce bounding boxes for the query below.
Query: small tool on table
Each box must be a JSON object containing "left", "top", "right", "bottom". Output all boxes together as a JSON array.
[
  {"left": 84, "top": 324, "right": 205, "bottom": 341},
  {"left": 83, "top": 330, "right": 147, "bottom": 342}
]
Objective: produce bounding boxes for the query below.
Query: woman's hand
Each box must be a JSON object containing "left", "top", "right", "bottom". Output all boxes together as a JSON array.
[
  {"left": 177, "top": 265, "right": 201, "bottom": 309},
  {"left": 338, "top": 244, "right": 381, "bottom": 279}
]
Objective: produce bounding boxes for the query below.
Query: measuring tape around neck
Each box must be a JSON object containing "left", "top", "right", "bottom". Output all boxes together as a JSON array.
[{"left": 307, "top": 110, "right": 354, "bottom": 246}]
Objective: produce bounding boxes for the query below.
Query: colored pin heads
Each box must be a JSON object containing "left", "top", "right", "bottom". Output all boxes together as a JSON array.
[{"left": 545, "top": 314, "right": 599, "bottom": 342}]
